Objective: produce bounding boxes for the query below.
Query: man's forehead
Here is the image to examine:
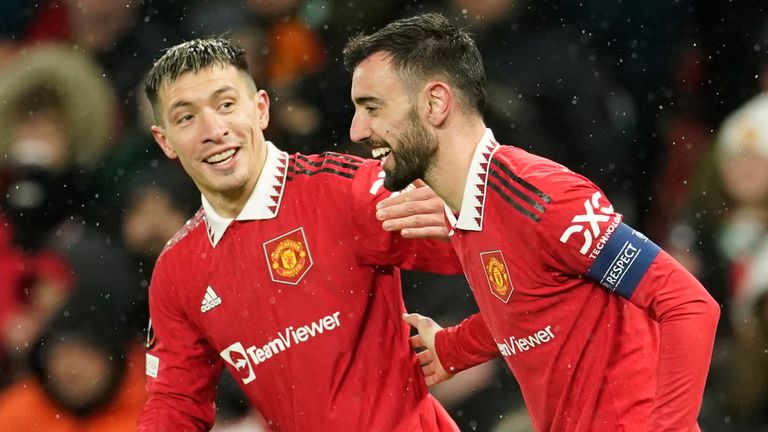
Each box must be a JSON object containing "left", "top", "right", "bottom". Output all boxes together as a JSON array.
[
  {"left": 159, "top": 66, "right": 245, "bottom": 103},
  {"left": 352, "top": 53, "right": 404, "bottom": 98},
  {"left": 354, "top": 52, "right": 397, "bottom": 81}
]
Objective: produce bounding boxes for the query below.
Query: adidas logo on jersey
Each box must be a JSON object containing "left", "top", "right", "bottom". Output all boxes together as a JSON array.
[{"left": 201, "top": 286, "right": 222, "bottom": 313}]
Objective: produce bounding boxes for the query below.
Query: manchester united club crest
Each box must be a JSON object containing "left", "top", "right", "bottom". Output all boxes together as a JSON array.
[
  {"left": 263, "top": 227, "right": 313, "bottom": 285},
  {"left": 480, "top": 250, "right": 513, "bottom": 303}
]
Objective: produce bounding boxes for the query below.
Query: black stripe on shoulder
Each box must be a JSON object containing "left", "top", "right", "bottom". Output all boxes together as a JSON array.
[
  {"left": 487, "top": 181, "right": 542, "bottom": 222},
  {"left": 295, "top": 153, "right": 362, "bottom": 172},
  {"left": 490, "top": 158, "right": 551, "bottom": 203},
  {"left": 488, "top": 168, "right": 546, "bottom": 213},
  {"left": 287, "top": 166, "right": 355, "bottom": 180},
  {"left": 320, "top": 152, "right": 365, "bottom": 165}
]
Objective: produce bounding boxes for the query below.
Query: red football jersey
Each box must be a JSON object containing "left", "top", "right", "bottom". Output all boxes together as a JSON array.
[
  {"left": 435, "top": 130, "right": 719, "bottom": 432},
  {"left": 138, "top": 143, "right": 461, "bottom": 431}
]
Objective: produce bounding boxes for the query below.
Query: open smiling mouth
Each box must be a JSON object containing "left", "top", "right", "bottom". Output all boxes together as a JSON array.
[
  {"left": 371, "top": 146, "right": 392, "bottom": 161},
  {"left": 205, "top": 148, "right": 238, "bottom": 165}
]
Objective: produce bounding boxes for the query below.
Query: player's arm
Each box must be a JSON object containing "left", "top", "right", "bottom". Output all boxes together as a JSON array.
[
  {"left": 403, "top": 312, "right": 500, "bottom": 386},
  {"left": 138, "top": 261, "right": 222, "bottom": 431},
  {"left": 625, "top": 250, "right": 720, "bottom": 431},
  {"left": 351, "top": 162, "right": 462, "bottom": 274},
  {"left": 548, "top": 179, "right": 719, "bottom": 432}
]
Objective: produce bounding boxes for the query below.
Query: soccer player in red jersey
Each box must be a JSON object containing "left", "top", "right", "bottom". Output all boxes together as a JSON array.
[
  {"left": 136, "top": 38, "right": 462, "bottom": 431},
  {"left": 345, "top": 13, "right": 721, "bottom": 432}
]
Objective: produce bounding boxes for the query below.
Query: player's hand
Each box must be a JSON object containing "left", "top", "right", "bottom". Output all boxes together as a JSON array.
[
  {"left": 375, "top": 180, "right": 449, "bottom": 239},
  {"left": 402, "top": 312, "right": 454, "bottom": 386}
]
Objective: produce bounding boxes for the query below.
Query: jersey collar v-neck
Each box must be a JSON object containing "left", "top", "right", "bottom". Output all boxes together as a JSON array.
[
  {"left": 444, "top": 128, "right": 499, "bottom": 233},
  {"left": 202, "top": 141, "right": 289, "bottom": 247}
]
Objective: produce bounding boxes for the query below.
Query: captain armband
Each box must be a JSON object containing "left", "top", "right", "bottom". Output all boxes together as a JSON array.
[{"left": 585, "top": 222, "right": 660, "bottom": 299}]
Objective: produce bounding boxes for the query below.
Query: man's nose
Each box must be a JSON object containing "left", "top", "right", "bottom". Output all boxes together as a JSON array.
[
  {"left": 349, "top": 111, "right": 371, "bottom": 143},
  {"left": 200, "top": 110, "right": 229, "bottom": 143}
]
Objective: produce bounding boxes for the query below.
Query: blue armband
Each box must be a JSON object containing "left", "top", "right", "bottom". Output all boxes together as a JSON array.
[{"left": 585, "top": 222, "right": 660, "bottom": 299}]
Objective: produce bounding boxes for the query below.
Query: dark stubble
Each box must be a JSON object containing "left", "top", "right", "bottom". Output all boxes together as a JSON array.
[{"left": 382, "top": 107, "right": 438, "bottom": 192}]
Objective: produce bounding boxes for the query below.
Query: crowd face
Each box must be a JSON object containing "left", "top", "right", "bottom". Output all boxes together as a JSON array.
[{"left": 719, "top": 149, "right": 768, "bottom": 206}]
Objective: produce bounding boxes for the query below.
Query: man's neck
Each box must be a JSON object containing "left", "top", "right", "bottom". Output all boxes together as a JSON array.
[
  {"left": 203, "top": 143, "right": 269, "bottom": 219},
  {"left": 203, "top": 181, "right": 257, "bottom": 219},
  {"left": 427, "top": 120, "right": 487, "bottom": 213}
]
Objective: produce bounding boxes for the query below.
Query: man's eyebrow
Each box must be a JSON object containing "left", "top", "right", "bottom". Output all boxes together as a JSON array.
[
  {"left": 353, "top": 96, "right": 384, "bottom": 106},
  {"left": 169, "top": 85, "right": 239, "bottom": 112},
  {"left": 212, "top": 85, "right": 238, "bottom": 97},
  {"left": 169, "top": 99, "right": 191, "bottom": 112}
]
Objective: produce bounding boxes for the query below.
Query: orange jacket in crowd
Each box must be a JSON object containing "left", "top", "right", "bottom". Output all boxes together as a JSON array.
[{"left": 0, "top": 344, "right": 146, "bottom": 432}]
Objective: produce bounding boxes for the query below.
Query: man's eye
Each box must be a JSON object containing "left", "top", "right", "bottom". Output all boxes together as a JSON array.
[
  {"left": 176, "top": 114, "right": 192, "bottom": 123},
  {"left": 365, "top": 106, "right": 378, "bottom": 113},
  {"left": 221, "top": 102, "right": 235, "bottom": 110},
  {"left": 177, "top": 114, "right": 193, "bottom": 124}
]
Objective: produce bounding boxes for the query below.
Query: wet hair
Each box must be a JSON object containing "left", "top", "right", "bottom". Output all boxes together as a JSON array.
[
  {"left": 145, "top": 38, "right": 254, "bottom": 121},
  {"left": 343, "top": 13, "right": 486, "bottom": 114}
]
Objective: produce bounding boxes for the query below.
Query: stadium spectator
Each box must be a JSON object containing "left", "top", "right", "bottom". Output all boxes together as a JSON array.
[
  {"left": 0, "top": 44, "right": 121, "bottom": 385},
  {"left": 0, "top": 281, "right": 147, "bottom": 432}
]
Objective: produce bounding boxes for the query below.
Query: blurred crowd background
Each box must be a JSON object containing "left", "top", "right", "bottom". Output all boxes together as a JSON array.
[{"left": 0, "top": 0, "right": 766, "bottom": 431}]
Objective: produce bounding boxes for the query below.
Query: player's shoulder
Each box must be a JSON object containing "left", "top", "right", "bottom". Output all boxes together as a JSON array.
[
  {"left": 157, "top": 208, "right": 206, "bottom": 261},
  {"left": 493, "top": 145, "right": 571, "bottom": 184},
  {"left": 287, "top": 151, "right": 374, "bottom": 182},
  {"left": 488, "top": 145, "right": 608, "bottom": 224},
  {"left": 286, "top": 152, "right": 383, "bottom": 202},
  {"left": 492, "top": 145, "right": 602, "bottom": 200}
]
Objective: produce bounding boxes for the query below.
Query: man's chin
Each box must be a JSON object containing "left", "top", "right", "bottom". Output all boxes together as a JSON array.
[{"left": 383, "top": 172, "right": 416, "bottom": 192}]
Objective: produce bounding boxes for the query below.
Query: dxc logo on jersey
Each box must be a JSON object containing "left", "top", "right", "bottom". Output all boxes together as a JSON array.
[{"left": 559, "top": 191, "right": 616, "bottom": 255}]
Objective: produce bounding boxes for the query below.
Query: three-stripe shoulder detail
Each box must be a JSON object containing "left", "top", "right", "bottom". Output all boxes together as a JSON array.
[
  {"left": 287, "top": 152, "right": 364, "bottom": 180},
  {"left": 487, "top": 158, "right": 551, "bottom": 222}
]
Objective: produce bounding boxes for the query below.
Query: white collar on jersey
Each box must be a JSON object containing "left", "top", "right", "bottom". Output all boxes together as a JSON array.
[
  {"left": 444, "top": 128, "right": 499, "bottom": 233},
  {"left": 202, "top": 141, "right": 289, "bottom": 247}
]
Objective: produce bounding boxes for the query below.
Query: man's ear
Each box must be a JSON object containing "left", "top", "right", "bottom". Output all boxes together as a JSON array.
[
  {"left": 255, "top": 89, "right": 270, "bottom": 130},
  {"left": 151, "top": 125, "right": 177, "bottom": 159},
  {"left": 424, "top": 81, "right": 452, "bottom": 127}
]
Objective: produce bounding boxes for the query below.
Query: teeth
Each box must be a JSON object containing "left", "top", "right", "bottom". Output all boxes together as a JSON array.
[
  {"left": 372, "top": 147, "right": 392, "bottom": 160},
  {"left": 206, "top": 149, "right": 236, "bottom": 164}
]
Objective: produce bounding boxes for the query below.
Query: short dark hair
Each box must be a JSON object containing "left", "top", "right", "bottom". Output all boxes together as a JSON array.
[
  {"left": 145, "top": 38, "right": 252, "bottom": 120},
  {"left": 343, "top": 13, "right": 486, "bottom": 114}
]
